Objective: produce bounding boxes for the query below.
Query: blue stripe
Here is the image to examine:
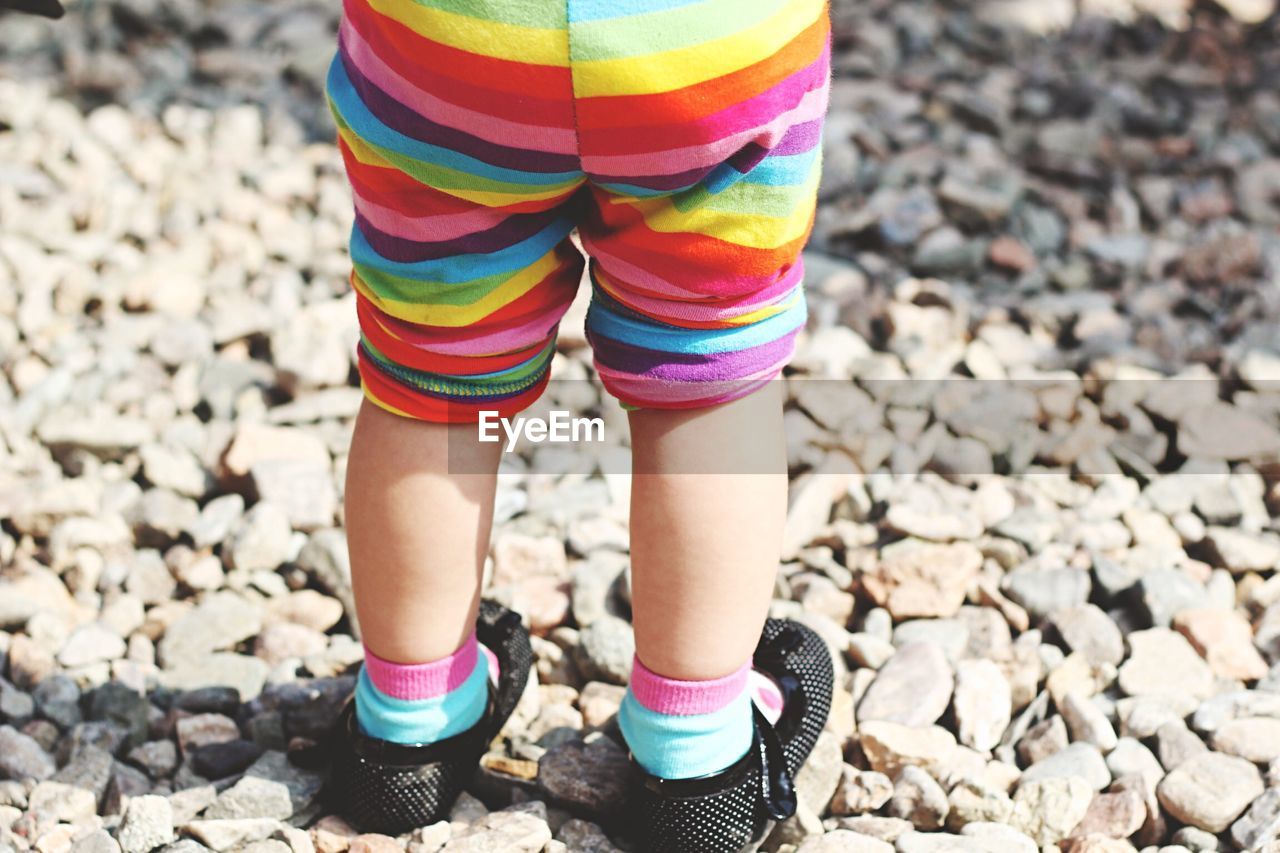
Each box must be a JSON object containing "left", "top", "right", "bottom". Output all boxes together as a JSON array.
[
  {"left": 354, "top": 656, "right": 488, "bottom": 744},
  {"left": 617, "top": 690, "right": 753, "bottom": 779},
  {"left": 327, "top": 58, "right": 583, "bottom": 188},
  {"left": 350, "top": 214, "right": 577, "bottom": 283},
  {"left": 586, "top": 291, "right": 807, "bottom": 354},
  {"left": 568, "top": 0, "right": 706, "bottom": 23}
]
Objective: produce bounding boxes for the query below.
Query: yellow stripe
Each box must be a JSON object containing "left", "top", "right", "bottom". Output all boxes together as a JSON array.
[
  {"left": 625, "top": 168, "right": 819, "bottom": 250},
  {"left": 351, "top": 251, "right": 559, "bottom": 326},
  {"left": 366, "top": 0, "right": 569, "bottom": 66},
  {"left": 571, "top": 0, "right": 823, "bottom": 96}
]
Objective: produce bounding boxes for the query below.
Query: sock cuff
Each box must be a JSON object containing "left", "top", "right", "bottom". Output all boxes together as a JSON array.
[
  {"left": 628, "top": 654, "right": 750, "bottom": 716},
  {"left": 362, "top": 632, "right": 479, "bottom": 701}
]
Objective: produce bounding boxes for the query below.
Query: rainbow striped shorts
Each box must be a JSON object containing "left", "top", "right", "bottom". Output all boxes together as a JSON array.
[{"left": 327, "top": 0, "right": 832, "bottom": 422}]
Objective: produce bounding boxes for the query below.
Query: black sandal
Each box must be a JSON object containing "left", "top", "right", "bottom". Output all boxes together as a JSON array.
[
  {"left": 626, "top": 618, "right": 835, "bottom": 853},
  {"left": 299, "top": 599, "right": 533, "bottom": 835}
]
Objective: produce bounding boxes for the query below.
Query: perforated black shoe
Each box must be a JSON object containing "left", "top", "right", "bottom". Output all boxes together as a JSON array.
[
  {"left": 626, "top": 618, "right": 835, "bottom": 853},
  {"left": 306, "top": 600, "right": 533, "bottom": 835}
]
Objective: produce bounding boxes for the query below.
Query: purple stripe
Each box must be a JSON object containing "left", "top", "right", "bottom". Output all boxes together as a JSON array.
[
  {"left": 339, "top": 42, "right": 580, "bottom": 175},
  {"left": 355, "top": 207, "right": 564, "bottom": 263},
  {"left": 588, "top": 329, "right": 799, "bottom": 382}
]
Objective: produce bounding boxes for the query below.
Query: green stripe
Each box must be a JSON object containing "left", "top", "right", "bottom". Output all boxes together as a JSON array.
[
  {"left": 569, "top": 0, "right": 790, "bottom": 61},
  {"left": 361, "top": 337, "right": 555, "bottom": 398},
  {"left": 404, "top": 0, "right": 566, "bottom": 29},
  {"left": 355, "top": 262, "right": 519, "bottom": 307}
]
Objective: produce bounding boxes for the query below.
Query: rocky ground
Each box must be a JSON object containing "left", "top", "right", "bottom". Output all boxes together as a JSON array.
[{"left": 5, "top": 0, "right": 1280, "bottom": 851}]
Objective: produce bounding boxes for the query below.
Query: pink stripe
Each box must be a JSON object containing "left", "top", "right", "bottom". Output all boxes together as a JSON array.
[
  {"left": 595, "top": 264, "right": 803, "bottom": 323},
  {"left": 352, "top": 192, "right": 511, "bottom": 242},
  {"left": 628, "top": 655, "right": 750, "bottom": 715},
  {"left": 362, "top": 632, "right": 479, "bottom": 700},
  {"left": 341, "top": 17, "right": 578, "bottom": 155},
  {"left": 580, "top": 85, "right": 830, "bottom": 177}
]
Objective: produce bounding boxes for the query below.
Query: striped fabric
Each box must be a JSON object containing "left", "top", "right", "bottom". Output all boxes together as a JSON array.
[{"left": 327, "top": 0, "right": 832, "bottom": 421}]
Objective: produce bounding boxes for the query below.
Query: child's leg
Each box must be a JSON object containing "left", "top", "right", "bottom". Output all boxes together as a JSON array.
[
  {"left": 345, "top": 401, "right": 502, "bottom": 664},
  {"left": 627, "top": 383, "right": 787, "bottom": 682}
]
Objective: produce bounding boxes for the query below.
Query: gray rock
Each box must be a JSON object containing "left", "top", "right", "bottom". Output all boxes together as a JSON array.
[
  {"left": 1009, "top": 777, "right": 1094, "bottom": 846},
  {"left": 536, "top": 735, "right": 630, "bottom": 817},
  {"left": 796, "top": 830, "right": 894, "bottom": 852},
  {"left": 33, "top": 674, "right": 82, "bottom": 729},
  {"left": 237, "top": 751, "right": 325, "bottom": 817},
  {"left": 857, "top": 642, "right": 953, "bottom": 728},
  {"left": 0, "top": 724, "right": 56, "bottom": 780},
  {"left": 1232, "top": 785, "right": 1280, "bottom": 849},
  {"left": 1060, "top": 692, "right": 1118, "bottom": 752},
  {"left": 159, "top": 654, "right": 268, "bottom": 701},
  {"left": 554, "top": 819, "right": 618, "bottom": 853},
  {"left": 571, "top": 617, "right": 634, "bottom": 686},
  {"left": 795, "top": 732, "right": 844, "bottom": 815},
  {"left": 224, "top": 503, "right": 294, "bottom": 572},
  {"left": 59, "top": 622, "right": 127, "bottom": 667},
  {"left": 1001, "top": 567, "right": 1090, "bottom": 622},
  {"left": 73, "top": 830, "right": 123, "bottom": 853},
  {"left": 181, "top": 819, "right": 280, "bottom": 852},
  {"left": 118, "top": 795, "right": 176, "bottom": 853},
  {"left": 158, "top": 592, "right": 264, "bottom": 669},
  {"left": 889, "top": 766, "right": 950, "bottom": 831},
  {"left": 0, "top": 678, "right": 35, "bottom": 725},
  {"left": 249, "top": 460, "right": 336, "bottom": 532},
  {"left": 444, "top": 801, "right": 552, "bottom": 852},
  {"left": 1047, "top": 605, "right": 1125, "bottom": 667},
  {"left": 203, "top": 776, "right": 293, "bottom": 821},
  {"left": 1136, "top": 569, "right": 1208, "bottom": 627},
  {"left": 28, "top": 780, "right": 98, "bottom": 822},
  {"left": 1157, "top": 751, "right": 1264, "bottom": 833},
  {"left": 1020, "top": 742, "right": 1111, "bottom": 791},
  {"left": 1156, "top": 720, "right": 1207, "bottom": 772}
]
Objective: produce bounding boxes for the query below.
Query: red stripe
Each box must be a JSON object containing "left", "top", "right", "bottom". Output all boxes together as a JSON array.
[
  {"left": 345, "top": 0, "right": 575, "bottom": 128},
  {"left": 573, "top": 14, "right": 830, "bottom": 133}
]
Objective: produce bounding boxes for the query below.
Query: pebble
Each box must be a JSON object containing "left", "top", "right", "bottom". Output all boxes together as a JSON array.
[
  {"left": 952, "top": 659, "right": 1012, "bottom": 752},
  {"left": 0, "top": 725, "right": 56, "bottom": 781},
  {"left": 861, "top": 542, "right": 983, "bottom": 620},
  {"left": 831, "top": 768, "right": 895, "bottom": 816},
  {"left": 117, "top": 795, "right": 175, "bottom": 853},
  {"left": 570, "top": 617, "right": 634, "bottom": 686},
  {"left": 857, "top": 642, "right": 953, "bottom": 727},
  {"left": 4, "top": 7, "right": 1280, "bottom": 849},
  {"left": 1156, "top": 751, "right": 1264, "bottom": 832},
  {"left": 1117, "top": 629, "right": 1215, "bottom": 701},
  {"left": 1009, "top": 777, "right": 1095, "bottom": 846},
  {"left": 1211, "top": 717, "right": 1280, "bottom": 764},
  {"left": 443, "top": 802, "right": 552, "bottom": 852},
  {"left": 1021, "top": 743, "right": 1112, "bottom": 791},
  {"left": 1173, "top": 608, "right": 1268, "bottom": 681},
  {"left": 535, "top": 736, "right": 630, "bottom": 817},
  {"left": 1048, "top": 605, "right": 1125, "bottom": 668},
  {"left": 889, "top": 766, "right": 950, "bottom": 831},
  {"left": 859, "top": 722, "right": 957, "bottom": 778}
]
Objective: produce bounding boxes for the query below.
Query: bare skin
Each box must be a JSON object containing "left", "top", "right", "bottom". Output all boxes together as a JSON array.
[
  {"left": 344, "top": 400, "right": 503, "bottom": 663},
  {"left": 345, "top": 383, "right": 787, "bottom": 684}
]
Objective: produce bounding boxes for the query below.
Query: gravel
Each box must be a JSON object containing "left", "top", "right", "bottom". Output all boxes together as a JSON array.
[{"left": 3, "top": 0, "right": 1280, "bottom": 849}]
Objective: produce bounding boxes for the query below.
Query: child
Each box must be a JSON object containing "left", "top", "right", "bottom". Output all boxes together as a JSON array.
[{"left": 319, "top": 0, "right": 834, "bottom": 849}]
